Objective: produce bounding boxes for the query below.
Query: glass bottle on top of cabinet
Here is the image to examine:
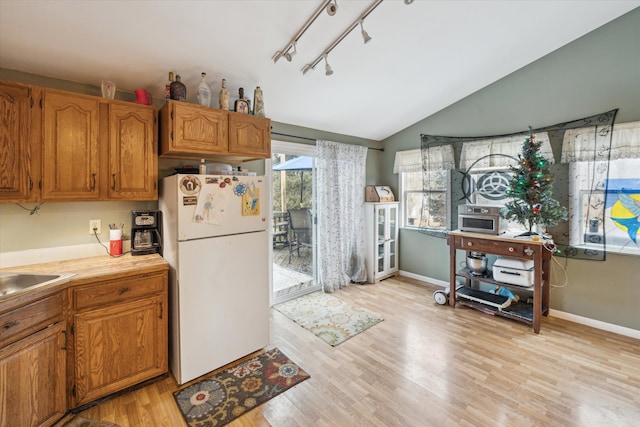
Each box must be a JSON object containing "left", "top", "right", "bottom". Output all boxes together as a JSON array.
[
  {"left": 196, "top": 72, "right": 212, "bottom": 107},
  {"left": 170, "top": 74, "right": 187, "bottom": 101}
]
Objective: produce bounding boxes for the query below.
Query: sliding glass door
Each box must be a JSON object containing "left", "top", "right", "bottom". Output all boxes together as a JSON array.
[{"left": 270, "top": 141, "right": 320, "bottom": 305}]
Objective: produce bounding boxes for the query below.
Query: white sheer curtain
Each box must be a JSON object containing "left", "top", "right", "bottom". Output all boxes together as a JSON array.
[
  {"left": 459, "top": 132, "right": 553, "bottom": 171},
  {"left": 561, "top": 120, "right": 640, "bottom": 162},
  {"left": 393, "top": 144, "right": 455, "bottom": 173},
  {"left": 316, "top": 140, "right": 368, "bottom": 292}
]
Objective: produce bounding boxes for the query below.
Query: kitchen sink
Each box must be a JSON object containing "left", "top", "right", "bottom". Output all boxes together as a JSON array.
[{"left": 0, "top": 272, "right": 75, "bottom": 298}]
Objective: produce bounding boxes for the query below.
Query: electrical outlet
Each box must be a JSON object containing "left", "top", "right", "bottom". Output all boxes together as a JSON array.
[{"left": 89, "top": 219, "right": 101, "bottom": 234}]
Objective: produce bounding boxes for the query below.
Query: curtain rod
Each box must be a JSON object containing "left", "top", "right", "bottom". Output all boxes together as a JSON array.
[{"left": 271, "top": 131, "right": 384, "bottom": 152}]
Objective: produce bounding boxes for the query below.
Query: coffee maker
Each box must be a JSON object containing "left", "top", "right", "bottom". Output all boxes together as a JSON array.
[{"left": 131, "top": 210, "right": 162, "bottom": 256}]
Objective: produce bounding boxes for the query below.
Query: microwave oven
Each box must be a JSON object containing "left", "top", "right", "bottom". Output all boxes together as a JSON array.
[{"left": 458, "top": 204, "right": 507, "bottom": 235}]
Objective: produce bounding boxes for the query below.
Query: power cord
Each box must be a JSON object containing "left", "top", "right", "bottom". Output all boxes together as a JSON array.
[
  {"left": 538, "top": 239, "right": 569, "bottom": 288},
  {"left": 549, "top": 255, "right": 569, "bottom": 288},
  {"left": 16, "top": 202, "right": 44, "bottom": 215},
  {"left": 93, "top": 229, "right": 127, "bottom": 258}
]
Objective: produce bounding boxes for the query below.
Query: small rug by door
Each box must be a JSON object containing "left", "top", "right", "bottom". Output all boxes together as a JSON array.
[
  {"left": 273, "top": 291, "right": 384, "bottom": 346},
  {"left": 173, "top": 348, "right": 309, "bottom": 427}
]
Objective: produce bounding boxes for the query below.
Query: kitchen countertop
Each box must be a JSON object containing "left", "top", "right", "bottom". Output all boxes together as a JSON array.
[{"left": 0, "top": 253, "right": 168, "bottom": 313}]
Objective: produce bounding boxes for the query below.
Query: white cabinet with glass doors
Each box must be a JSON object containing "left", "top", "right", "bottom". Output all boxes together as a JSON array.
[{"left": 364, "top": 202, "right": 399, "bottom": 283}]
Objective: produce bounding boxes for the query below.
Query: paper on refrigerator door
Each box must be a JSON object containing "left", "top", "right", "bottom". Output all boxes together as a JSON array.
[
  {"left": 241, "top": 182, "right": 260, "bottom": 216},
  {"left": 194, "top": 183, "right": 230, "bottom": 224}
]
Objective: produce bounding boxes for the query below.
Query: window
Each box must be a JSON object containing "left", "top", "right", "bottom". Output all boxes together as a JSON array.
[
  {"left": 568, "top": 159, "right": 640, "bottom": 255},
  {"left": 459, "top": 133, "right": 555, "bottom": 233},
  {"left": 394, "top": 146, "right": 454, "bottom": 230},
  {"left": 563, "top": 121, "right": 640, "bottom": 255},
  {"left": 400, "top": 169, "right": 449, "bottom": 229}
]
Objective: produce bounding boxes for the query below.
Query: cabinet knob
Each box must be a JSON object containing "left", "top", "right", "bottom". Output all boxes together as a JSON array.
[
  {"left": 524, "top": 247, "right": 533, "bottom": 256},
  {"left": 119, "top": 287, "right": 132, "bottom": 295},
  {"left": 467, "top": 242, "right": 473, "bottom": 247},
  {"left": 508, "top": 247, "right": 515, "bottom": 252}
]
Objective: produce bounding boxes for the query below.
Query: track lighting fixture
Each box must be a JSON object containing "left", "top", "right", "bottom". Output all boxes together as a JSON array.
[
  {"left": 324, "top": 55, "right": 334, "bottom": 76},
  {"left": 404, "top": 0, "right": 414, "bottom": 4},
  {"left": 272, "top": 0, "right": 337, "bottom": 64},
  {"left": 300, "top": 0, "right": 383, "bottom": 77},
  {"left": 359, "top": 19, "right": 372, "bottom": 44},
  {"left": 284, "top": 42, "right": 297, "bottom": 62},
  {"left": 326, "top": 0, "right": 338, "bottom": 16}
]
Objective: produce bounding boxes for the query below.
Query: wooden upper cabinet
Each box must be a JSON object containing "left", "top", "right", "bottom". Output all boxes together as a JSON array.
[
  {"left": 0, "top": 81, "right": 35, "bottom": 202},
  {"left": 159, "top": 100, "right": 271, "bottom": 161},
  {"left": 41, "top": 90, "right": 100, "bottom": 201},
  {"left": 160, "top": 100, "right": 228, "bottom": 156},
  {"left": 228, "top": 113, "right": 271, "bottom": 158},
  {"left": 108, "top": 103, "right": 157, "bottom": 200}
]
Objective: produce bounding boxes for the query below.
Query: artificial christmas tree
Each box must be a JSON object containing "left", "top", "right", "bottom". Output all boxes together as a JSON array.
[{"left": 503, "top": 129, "right": 568, "bottom": 236}]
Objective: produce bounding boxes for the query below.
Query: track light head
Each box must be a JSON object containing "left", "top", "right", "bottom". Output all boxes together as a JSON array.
[
  {"left": 284, "top": 42, "right": 297, "bottom": 62},
  {"left": 359, "top": 19, "right": 372, "bottom": 44},
  {"left": 326, "top": 0, "right": 337, "bottom": 16},
  {"left": 272, "top": 51, "right": 283, "bottom": 63},
  {"left": 404, "top": 0, "right": 414, "bottom": 4},
  {"left": 324, "top": 55, "right": 333, "bottom": 76}
]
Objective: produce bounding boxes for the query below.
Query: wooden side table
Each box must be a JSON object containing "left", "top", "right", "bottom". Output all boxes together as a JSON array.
[{"left": 448, "top": 230, "right": 552, "bottom": 333}]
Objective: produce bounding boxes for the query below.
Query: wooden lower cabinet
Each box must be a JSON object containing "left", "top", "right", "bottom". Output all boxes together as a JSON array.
[
  {"left": 0, "top": 322, "right": 67, "bottom": 427},
  {"left": 70, "top": 272, "right": 168, "bottom": 407}
]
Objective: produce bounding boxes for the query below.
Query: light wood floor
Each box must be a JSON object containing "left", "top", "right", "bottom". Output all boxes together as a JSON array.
[{"left": 75, "top": 276, "right": 640, "bottom": 427}]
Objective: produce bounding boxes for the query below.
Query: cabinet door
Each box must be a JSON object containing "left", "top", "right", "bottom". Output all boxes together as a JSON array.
[
  {"left": 387, "top": 204, "right": 398, "bottom": 273},
  {"left": 375, "top": 204, "right": 387, "bottom": 276},
  {"left": 0, "top": 323, "right": 67, "bottom": 427},
  {"left": 166, "top": 101, "right": 228, "bottom": 154},
  {"left": 41, "top": 90, "right": 99, "bottom": 200},
  {"left": 108, "top": 104, "right": 157, "bottom": 200},
  {"left": 228, "top": 113, "right": 271, "bottom": 157},
  {"left": 0, "top": 81, "right": 34, "bottom": 202},
  {"left": 73, "top": 295, "right": 167, "bottom": 406}
]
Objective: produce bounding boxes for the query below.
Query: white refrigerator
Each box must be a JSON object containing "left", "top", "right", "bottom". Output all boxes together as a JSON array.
[{"left": 160, "top": 173, "right": 270, "bottom": 385}]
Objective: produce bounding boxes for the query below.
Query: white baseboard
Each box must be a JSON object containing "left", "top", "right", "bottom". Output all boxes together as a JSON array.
[
  {"left": 548, "top": 309, "right": 640, "bottom": 340},
  {"left": 399, "top": 270, "right": 449, "bottom": 288},
  {"left": 398, "top": 270, "right": 640, "bottom": 340}
]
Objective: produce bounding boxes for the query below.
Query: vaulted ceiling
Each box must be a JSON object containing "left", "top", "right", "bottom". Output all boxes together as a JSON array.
[{"left": 1, "top": 1, "right": 638, "bottom": 141}]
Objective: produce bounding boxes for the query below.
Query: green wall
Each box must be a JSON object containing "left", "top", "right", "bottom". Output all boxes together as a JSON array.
[{"left": 380, "top": 8, "right": 640, "bottom": 330}]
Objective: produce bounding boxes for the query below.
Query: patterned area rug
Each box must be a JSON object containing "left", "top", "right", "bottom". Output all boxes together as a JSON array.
[
  {"left": 173, "top": 348, "right": 309, "bottom": 427},
  {"left": 273, "top": 291, "right": 384, "bottom": 346}
]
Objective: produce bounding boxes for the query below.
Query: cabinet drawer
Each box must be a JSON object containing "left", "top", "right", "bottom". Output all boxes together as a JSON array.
[
  {"left": 458, "top": 236, "right": 530, "bottom": 257},
  {"left": 0, "top": 292, "right": 63, "bottom": 347},
  {"left": 74, "top": 273, "right": 165, "bottom": 310}
]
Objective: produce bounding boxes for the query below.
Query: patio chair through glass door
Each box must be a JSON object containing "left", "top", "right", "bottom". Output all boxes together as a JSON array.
[{"left": 287, "top": 208, "right": 313, "bottom": 263}]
